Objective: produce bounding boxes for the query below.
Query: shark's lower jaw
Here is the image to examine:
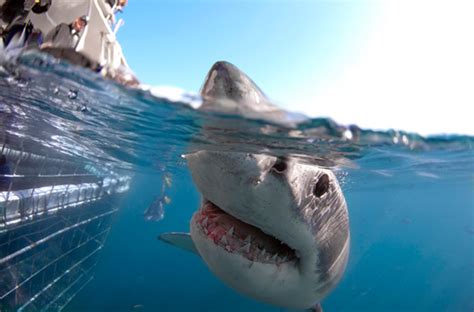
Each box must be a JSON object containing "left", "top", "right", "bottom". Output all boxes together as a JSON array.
[
  {"left": 193, "top": 200, "right": 298, "bottom": 265},
  {"left": 190, "top": 200, "right": 316, "bottom": 309}
]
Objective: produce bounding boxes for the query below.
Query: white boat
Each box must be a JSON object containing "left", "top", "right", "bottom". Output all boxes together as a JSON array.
[{"left": 0, "top": 0, "right": 138, "bottom": 86}]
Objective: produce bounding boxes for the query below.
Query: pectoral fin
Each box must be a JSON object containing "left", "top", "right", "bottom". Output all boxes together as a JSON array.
[
  {"left": 158, "top": 232, "right": 200, "bottom": 256},
  {"left": 309, "top": 303, "right": 323, "bottom": 312}
]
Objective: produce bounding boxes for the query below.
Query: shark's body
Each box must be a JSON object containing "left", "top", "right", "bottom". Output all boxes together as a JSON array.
[{"left": 160, "top": 62, "right": 350, "bottom": 311}]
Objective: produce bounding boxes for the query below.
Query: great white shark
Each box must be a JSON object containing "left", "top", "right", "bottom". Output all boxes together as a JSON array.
[{"left": 159, "top": 61, "right": 350, "bottom": 311}]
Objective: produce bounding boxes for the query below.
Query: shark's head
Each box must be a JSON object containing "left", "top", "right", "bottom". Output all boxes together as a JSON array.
[
  {"left": 201, "top": 61, "right": 267, "bottom": 105},
  {"left": 186, "top": 62, "right": 350, "bottom": 309},
  {"left": 187, "top": 152, "right": 349, "bottom": 309},
  {"left": 199, "top": 61, "right": 290, "bottom": 124}
]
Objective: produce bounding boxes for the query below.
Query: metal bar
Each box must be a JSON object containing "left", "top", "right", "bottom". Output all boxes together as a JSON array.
[
  {"left": 0, "top": 147, "right": 77, "bottom": 172},
  {"left": 59, "top": 216, "right": 106, "bottom": 247},
  {"left": 17, "top": 245, "right": 102, "bottom": 311},
  {"left": 1, "top": 174, "right": 99, "bottom": 178},
  {"left": 42, "top": 267, "right": 93, "bottom": 311},
  {"left": 0, "top": 182, "right": 112, "bottom": 229},
  {"left": 57, "top": 274, "right": 94, "bottom": 312},
  {"left": 0, "top": 209, "right": 116, "bottom": 265},
  {"left": 37, "top": 151, "right": 48, "bottom": 177},
  {"left": 0, "top": 227, "right": 110, "bottom": 299},
  {"left": 0, "top": 218, "right": 64, "bottom": 251},
  {"left": 12, "top": 149, "right": 24, "bottom": 175},
  {"left": 1, "top": 213, "right": 60, "bottom": 235},
  {"left": 1, "top": 174, "right": 101, "bottom": 191}
]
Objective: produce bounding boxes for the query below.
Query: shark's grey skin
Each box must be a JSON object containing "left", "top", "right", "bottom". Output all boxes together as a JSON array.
[
  {"left": 160, "top": 61, "right": 350, "bottom": 311},
  {"left": 200, "top": 61, "right": 306, "bottom": 127}
]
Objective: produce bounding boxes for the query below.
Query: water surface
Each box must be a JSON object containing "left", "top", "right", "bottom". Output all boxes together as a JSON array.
[{"left": 0, "top": 53, "right": 473, "bottom": 311}]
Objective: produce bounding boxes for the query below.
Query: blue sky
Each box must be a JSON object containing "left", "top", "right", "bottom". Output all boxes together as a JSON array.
[{"left": 117, "top": 1, "right": 473, "bottom": 135}]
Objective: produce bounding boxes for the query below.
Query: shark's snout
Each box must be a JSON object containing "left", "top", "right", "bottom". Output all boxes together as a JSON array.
[
  {"left": 209, "top": 61, "right": 237, "bottom": 77},
  {"left": 200, "top": 61, "right": 237, "bottom": 99}
]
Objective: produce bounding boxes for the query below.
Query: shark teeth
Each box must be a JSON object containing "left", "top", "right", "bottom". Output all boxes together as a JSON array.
[
  {"left": 240, "top": 243, "right": 251, "bottom": 253},
  {"left": 196, "top": 208, "right": 298, "bottom": 265},
  {"left": 220, "top": 236, "right": 228, "bottom": 245}
]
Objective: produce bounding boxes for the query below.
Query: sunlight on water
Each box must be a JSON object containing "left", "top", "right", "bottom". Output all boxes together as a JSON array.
[{"left": 0, "top": 53, "right": 473, "bottom": 311}]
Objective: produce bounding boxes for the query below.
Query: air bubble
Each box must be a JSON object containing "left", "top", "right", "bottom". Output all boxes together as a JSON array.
[{"left": 68, "top": 89, "right": 78, "bottom": 99}]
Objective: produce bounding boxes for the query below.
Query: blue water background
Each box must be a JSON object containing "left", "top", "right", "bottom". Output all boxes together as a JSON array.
[{"left": 1, "top": 53, "right": 473, "bottom": 311}]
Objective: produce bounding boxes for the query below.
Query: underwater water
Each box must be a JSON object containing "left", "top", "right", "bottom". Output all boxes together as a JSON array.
[{"left": 0, "top": 53, "right": 473, "bottom": 312}]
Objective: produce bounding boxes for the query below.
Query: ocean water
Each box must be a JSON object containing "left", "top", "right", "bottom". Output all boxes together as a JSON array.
[{"left": 0, "top": 52, "right": 473, "bottom": 312}]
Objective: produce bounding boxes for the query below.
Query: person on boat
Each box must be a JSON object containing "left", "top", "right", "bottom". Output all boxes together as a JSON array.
[
  {"left": 0, "top": 0, "right": 28, "bottom": 46},
  {"left": 101, "top": 0, "right": 127, "bottom": 27},
  {"left": 1, "top": 0, "right": 51, "bottom": 47},
  {"left": 26, "top": 0, "right": 52, "bottom": 14},
  {"left": 117, "top": 0, "right": 128, "bottom": 12},
  {"left": 0, "top": 0, "right": 25, "bottom": 26},
  {"left": 42, "top": 15, "right": 88, "bottom": 50},
  {"left": 40, "top": 16, "right": 98, "bottom": 69},
  {"left": 104, "top": 0, "right": 128, "bottom": 12}
]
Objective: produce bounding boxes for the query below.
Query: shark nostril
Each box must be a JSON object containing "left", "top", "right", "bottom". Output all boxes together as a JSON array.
[
  {"left": 272, "top": 158, "right": 287, "bottom": 173},
  {"left": 313, "top": 174, "right": 330, "bottom": 198}
]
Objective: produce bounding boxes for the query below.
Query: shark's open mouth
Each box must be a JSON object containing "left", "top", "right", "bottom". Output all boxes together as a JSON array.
[{"left": 193, "top": 200, "right": 297, "bottom": 265}]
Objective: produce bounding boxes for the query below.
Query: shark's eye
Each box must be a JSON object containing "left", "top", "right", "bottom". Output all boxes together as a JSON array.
[
  {"left": 313, "top": 174, "right": 330, "bottom": 198},
  {"left": 272, "top": 158, "right": 287, "bottom": 173}
]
